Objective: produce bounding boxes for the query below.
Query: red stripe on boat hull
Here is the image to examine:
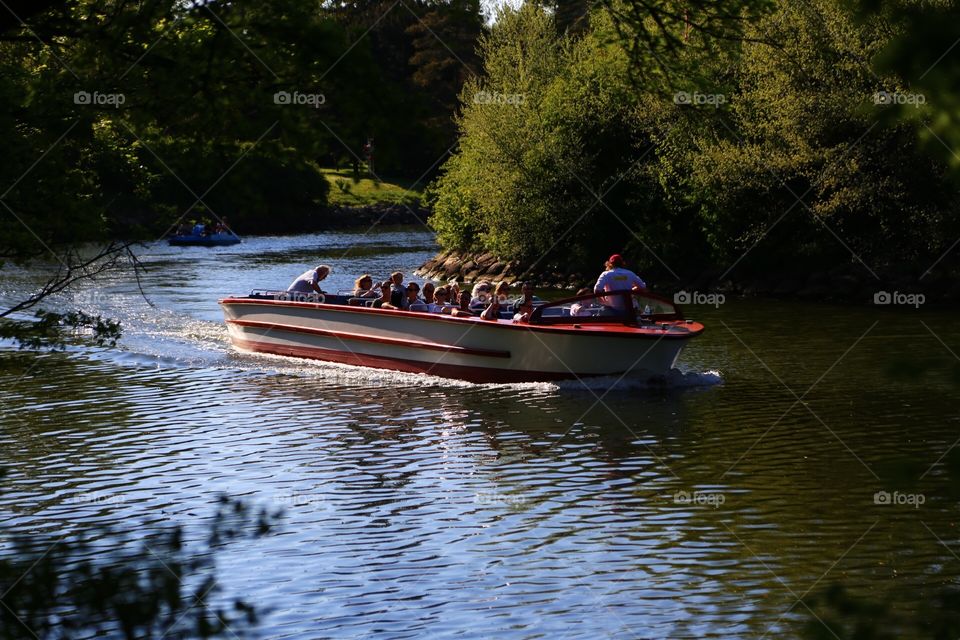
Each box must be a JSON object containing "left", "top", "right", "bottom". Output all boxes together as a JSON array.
[{"left": 232, "top": 337, "right": 583, "bottom": 383}]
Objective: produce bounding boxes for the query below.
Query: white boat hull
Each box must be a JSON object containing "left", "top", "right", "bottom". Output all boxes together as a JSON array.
[{"left": 220, "top": 298, "right": 702, "bottom": 383}]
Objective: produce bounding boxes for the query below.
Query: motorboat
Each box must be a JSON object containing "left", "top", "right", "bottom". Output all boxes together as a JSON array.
[
  {"left": 168, "top": 232, "right": 241, "bottom": 247},
  {"left": 219, "top": 289, "right": 705, "bottom": 383}
]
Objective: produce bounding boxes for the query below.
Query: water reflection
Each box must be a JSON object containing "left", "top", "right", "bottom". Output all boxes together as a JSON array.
[{"left": 2, "top": 230, "right": 960, "bottom": 638}]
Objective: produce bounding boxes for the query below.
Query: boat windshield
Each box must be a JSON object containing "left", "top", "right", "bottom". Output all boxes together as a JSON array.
[{"left": 528, "top": 289, "right": 682, "bottom": 325}]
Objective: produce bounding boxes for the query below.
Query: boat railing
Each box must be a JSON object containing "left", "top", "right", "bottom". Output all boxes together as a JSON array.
[
  {"left": 248, "top": 289, "right": 326, "bottom": 303},
  {"left": 528, "top": 289, "right": 682, "bottom": 326}
]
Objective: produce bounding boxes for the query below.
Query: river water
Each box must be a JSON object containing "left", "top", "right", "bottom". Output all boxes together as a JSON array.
[{"left": 2, "top": 229, "right": 959, "bottom": 639}]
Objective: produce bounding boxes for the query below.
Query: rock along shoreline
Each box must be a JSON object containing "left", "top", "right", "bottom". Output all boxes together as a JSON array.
[{"left": 415, "top": 249, "right": 960, "bottom": 306}]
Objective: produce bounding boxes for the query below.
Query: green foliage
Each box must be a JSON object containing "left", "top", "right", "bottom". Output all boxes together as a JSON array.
[
  {"left": 0, "top": 495, "right": 282, "bottom": 640},
  {"left": 0, "top": 310, "right": 121, "bottom": 350},
  {"left": 851, "top": 1, "right": 960, "bottom": 173},
  {"left": 0, "top": 0, "right": 485, "bottom": 256},
  {"left": 429, "top": 5, "right": 637, "bottom": 268},
  {"left": 428, "top": 0, "right": 960, "bottom": 280},
  {"left": 678, "top": 0, "right": 957, "bottom": 272},
  {"left": 322, "top": 169, "right": 422, "bottom": 206}
]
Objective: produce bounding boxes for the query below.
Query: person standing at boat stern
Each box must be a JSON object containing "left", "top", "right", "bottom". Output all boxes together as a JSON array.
[
  {"left": 594, "top": 254, "right": 646, "bottom": 311},
  {"left": 287, "top": 264, "right": 331, "bottom": 294}
]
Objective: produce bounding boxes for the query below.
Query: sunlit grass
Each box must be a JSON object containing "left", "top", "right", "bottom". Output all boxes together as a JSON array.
[{"left": 321, "top": 168, "right": 423, "bottom": 207}]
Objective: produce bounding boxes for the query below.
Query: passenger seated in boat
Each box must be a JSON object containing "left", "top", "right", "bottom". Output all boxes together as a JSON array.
[
  {"left": 480, "top": 282, "right": 511, "bottom": 321},
  {"left": 594, "top": 254, "right": 646, "bottom": 311},
  {"left": 512, "top": 282, "right": 535, "bottom": 321},
  {"left": 353, "top": 274, "right": 378, "bottom": 298},
  {"left": 451, "top": 291, "right": 474, "bottom": 317},
  {"left": 373, "top": 280, "right": 398, "bottom": 309},
  {"left": 402, "top": 281, "right": 421, "bottom": 309},
  {"left": 287, "top": 264, "right": 331, "bottom": 294},
  {"left": 422, "top": 281, "right": 436, "bottom": 305},
  {"left": 192, "top": 221, "right": 207, "bottom": 236},
  {"left": 426, "top": 286, "right": 450, "bottom": 313},
  {"left": 570, "top": 287, "right": 597, "bottom": 316},
  {"left": 390, "top": 272, "right": 405, "bottom": 307},
  {"left": 470, "top": 281, "right": 493, "bottom": 308}
]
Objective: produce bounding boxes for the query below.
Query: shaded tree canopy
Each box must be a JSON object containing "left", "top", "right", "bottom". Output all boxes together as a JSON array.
[
  {"left": 0, "top": 0, "right": 485, "bottom": 261},
  {"left": 427, "top": 0, "right": 960, "bottom": 283}
]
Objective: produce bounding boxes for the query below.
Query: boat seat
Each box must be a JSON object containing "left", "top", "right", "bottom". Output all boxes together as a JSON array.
[
  {"left": 348, "top": 297, "right": 366, "bottom": 306},
  {"left": 408, "top": 303, "right": 430, "bottom": 312}
]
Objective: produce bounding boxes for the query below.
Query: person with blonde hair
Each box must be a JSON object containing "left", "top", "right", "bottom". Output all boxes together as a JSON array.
[
  {"left": 354, "top": 274, "right": 377, "bottom": 298},
  {"left": 470, "top": 281, "right": 493, "bottom": 308},
  {"left": 480, "top": 281, "right": 511, "bottom": 321}
]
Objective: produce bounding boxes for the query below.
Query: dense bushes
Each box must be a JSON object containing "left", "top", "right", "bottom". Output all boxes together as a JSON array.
[
  {"left": 0, "top": 0, "right": 484, "bottom": 256},
  {"left": 427, "top": 1, "right": 960, "bottom": 283}
]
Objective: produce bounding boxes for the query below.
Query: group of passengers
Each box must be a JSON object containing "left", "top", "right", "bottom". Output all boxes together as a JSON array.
[
  {"left": 353, "top": 272, "right": 534, "bottom": 319},
  {"left": 175, "top": 217, "right": 232, "bottom": 237},
  {"left": 286, "top": 253, "right": 647, "bottom": 322}
]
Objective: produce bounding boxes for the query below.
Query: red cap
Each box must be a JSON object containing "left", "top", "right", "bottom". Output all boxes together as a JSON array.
[{"left": 608, "top": 254, "right": 625, "bottom": 267}]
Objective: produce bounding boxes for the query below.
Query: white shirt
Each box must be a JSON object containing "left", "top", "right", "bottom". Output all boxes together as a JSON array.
[
  {"left": 287, "top": 269, "right": 322, "bottom": 293},
  {"left": 594, "top": 267, "right": 646, "bottom": 310}
]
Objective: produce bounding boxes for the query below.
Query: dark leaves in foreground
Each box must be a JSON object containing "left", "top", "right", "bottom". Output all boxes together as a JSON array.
[
  {"left": 0, "top": 496, "right": 282, "bottom": 640},
  {"left": 0, "top": 310, "right": 122, "bottom": 350}
]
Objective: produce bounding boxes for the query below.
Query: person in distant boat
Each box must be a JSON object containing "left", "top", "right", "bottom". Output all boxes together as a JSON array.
[
  {"left": 480, "top": 282, "right": 511, "bottom": 321},
  {"left": 177, "top": 222, "right": 191, "bottom": 236},
  {"left": 422, "top": 281, "right": 436, "bottom": 305},
  {"left": 354, "top": 274, "right": 378, "bottom": 298},
  {"left": 594, "top": 254, "right": 646, "bottom": 311},
  {"left": 192, "top": 220, "right": 206, "bottom": 236},
  {"left": 512, "top": 282, "right": 536, "bottom": 321},
  {"left": 287, "top": 264, "right": 331, "bottom": 294},
  {"left": 570, "top": 287, "right": 597, "bottom": 317}
]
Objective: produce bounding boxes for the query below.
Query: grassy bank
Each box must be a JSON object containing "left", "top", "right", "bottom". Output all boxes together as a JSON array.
[{"left": 321, "top": 169, "right": 423, "bottom": 207}]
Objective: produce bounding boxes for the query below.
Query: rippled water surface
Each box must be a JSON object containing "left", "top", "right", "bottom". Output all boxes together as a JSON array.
[{"left": 2, "top": 229, "right": 959, "bottom": 639}]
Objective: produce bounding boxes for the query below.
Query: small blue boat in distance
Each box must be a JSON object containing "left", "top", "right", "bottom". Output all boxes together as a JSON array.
[{"left": 168, "top": 232, "right": 242, "bottom": 247}]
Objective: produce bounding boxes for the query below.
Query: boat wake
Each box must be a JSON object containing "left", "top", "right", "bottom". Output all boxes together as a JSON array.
[
  {"left": 218, "top": 349, "right": 723, "bottom": 392},
  {"left": 552, "top": 367, "right": 724, "bottom": 392}
]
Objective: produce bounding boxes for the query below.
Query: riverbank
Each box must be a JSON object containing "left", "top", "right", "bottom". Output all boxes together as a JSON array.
[{"left": 416, "top": 249, "right": 960, "bottom": 306}]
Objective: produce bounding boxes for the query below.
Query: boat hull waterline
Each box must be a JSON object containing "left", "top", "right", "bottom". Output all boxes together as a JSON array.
[{"left": 219, "top": 298, "right": 704, "bottom": 383}]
